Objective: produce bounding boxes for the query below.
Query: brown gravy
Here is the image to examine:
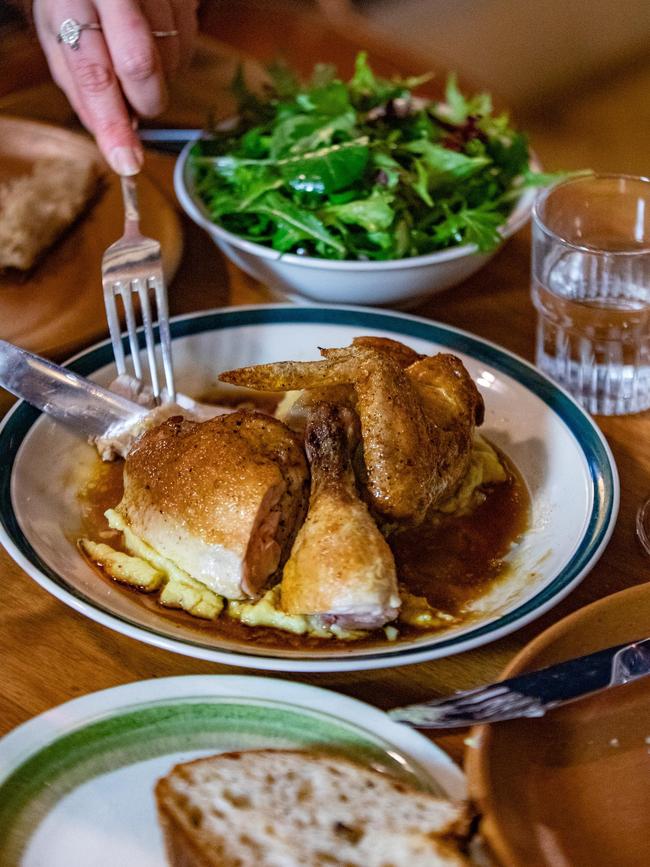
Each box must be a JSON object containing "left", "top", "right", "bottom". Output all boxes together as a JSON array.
[
  {"left": 393, "top": 466, "right": 529, "bottom": 616},
  {"left": 78, "top": 445, "right": 530, "bottom": 650}
]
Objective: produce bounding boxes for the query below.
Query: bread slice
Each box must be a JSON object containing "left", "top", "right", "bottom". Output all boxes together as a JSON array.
[
  {"left": 155, "top": 749, "right": 470, "bottom": 867},
  {"left": 0, "top": 156, "right": 99, "bottom": 271}
]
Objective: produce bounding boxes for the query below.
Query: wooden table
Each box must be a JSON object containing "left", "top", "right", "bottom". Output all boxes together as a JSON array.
[{"left": 0, "top": 2, "right": 649, "bottom": 769}]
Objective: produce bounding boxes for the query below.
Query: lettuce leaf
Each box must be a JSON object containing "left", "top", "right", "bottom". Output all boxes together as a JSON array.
[{"left": 191, "top": 54, "right": 568, "bottom": 262}]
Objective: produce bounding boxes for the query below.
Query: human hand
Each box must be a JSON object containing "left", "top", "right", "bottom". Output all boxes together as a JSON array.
[{"left": 33, "top": 0, "right": 198, "bottom": 175}]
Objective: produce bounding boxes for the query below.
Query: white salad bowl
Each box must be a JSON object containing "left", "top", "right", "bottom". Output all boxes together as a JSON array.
[{"left": 174, "top": 140, "right": 538, "bottom": 308}]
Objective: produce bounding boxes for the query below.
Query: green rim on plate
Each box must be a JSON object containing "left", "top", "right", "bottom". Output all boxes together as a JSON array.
[{"left": 0, "top": 695, "right": 437, "bottom": 862}]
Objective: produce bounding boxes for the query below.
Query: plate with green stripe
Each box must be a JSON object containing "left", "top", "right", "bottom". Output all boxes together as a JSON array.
[
  {"left": 0, "top": 675, "right": 464, "bottom": 866},
  {"left": 0, "top": 304, "right": 618, "bottom": 671}
]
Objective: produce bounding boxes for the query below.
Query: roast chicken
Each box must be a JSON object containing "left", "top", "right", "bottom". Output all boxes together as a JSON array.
[
  {"left": 281, "top": 403, "right": 400, "bottom": 630},
  {"left": 115, "top": 411, "right": 309, "bottom": 600},
  {"left": 220, "top": 338, "right": 484, "bottom": 527}
]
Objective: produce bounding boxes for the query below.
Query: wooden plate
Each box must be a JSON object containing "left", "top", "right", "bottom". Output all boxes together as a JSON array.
[
  {"left": 467, "top": 581, "right": 650, "bottom": 867},
  {"left": 0, "top": 116, "right": 183, "bottom": 359}
]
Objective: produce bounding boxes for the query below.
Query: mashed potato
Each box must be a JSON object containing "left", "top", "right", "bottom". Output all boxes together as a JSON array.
[
  {"left": 435, "top": 434, "right": 507, "bottom": 516},
  {"left": 227, "top": 586, "right": 363, "bottom": 640},
  {"left": 103, "top": 509, "right": 223, "bottom": 620},
  {"left": 398, "top": 590, "right": 457, "bottom": 628}
]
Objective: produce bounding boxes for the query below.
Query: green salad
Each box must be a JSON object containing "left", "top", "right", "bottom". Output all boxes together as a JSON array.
[{"left": 190, "top": 53, "right": 554, "bottom": 261}]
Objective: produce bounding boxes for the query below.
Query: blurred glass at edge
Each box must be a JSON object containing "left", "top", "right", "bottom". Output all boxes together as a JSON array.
[{"left": 531, "top": 174, "right": 650, "bottom": 416}]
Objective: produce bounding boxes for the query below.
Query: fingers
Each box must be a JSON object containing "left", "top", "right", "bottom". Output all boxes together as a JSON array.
[
  {"left": 96, "top": 0, "right": 167, "bottom": 119},
  {"left": 37, "top": 35, "right": 93, "bottom": 129},
  {"left": 99, "top": 0, "right": 199, "bottom": 108},
  {"left": 33, "top": 0, "right": 92, "bottom": 128},
  {"left": 33, "top": 0, "right": 199, "bottom": 174},
  {"left": 36, "top": 0, "right": 144, "bottom": 175}
]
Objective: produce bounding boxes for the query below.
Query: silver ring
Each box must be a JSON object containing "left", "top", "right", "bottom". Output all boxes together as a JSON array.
[
  {"left": 56, "top": 18, "right": 179, "bottom": 51},
  {"left": 56, "top": 18, "right": 101, "bottom": 50}
]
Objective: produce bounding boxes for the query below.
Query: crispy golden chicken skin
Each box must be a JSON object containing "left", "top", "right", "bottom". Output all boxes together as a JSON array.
[
  {"left": 406, "top": 353, "right": 484, "bottom": 508},
  {"left": 336, "top": 335, "right": 425, "bottom": 368},
  {"left": 276, "top": 338, "right": 424, "bottom": 437},
  {"left": 221, "top": 344, "right": 432, "bottom": 524},
  {"left": 116, "top": 411, "right": 308, "bottom": 599},
  {"left": 281, "top": 403, "right": 400, "bottom": 630},
  {"left": 220, "top": 339, "right": 483, "bottom": 526}
]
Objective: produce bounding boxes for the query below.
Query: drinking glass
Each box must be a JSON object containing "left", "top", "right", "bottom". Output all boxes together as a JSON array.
[{"left": 531, "top": 173, "right": 650, "bottom": 416}]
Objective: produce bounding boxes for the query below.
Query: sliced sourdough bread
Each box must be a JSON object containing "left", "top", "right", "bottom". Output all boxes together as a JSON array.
[{"left": 155, "top": 749, "right": 470, "bottom": 867}]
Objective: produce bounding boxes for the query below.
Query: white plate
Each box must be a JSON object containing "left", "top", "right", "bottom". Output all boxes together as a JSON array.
[
  {"left": 0, "top": 305, "right": 618, "bottom": 672},
  {"left": 0, "top": 674, "right": 465, "bottom": 866}
]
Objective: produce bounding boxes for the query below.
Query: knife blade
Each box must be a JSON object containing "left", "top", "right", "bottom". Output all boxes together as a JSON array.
[
  {"left": 0, "top": 339, "right": 147, "bottom": 438},
  {"left": 138, "top": 128, "right": 201, "bottom": 153},
  {"left": 388, "top": 637, "right": 650, "bottom": 728}
]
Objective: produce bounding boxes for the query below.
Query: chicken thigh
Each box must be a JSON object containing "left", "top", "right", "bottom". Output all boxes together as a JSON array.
[{"left": 116, "top": 411, "right": 309, "bottom": 599}]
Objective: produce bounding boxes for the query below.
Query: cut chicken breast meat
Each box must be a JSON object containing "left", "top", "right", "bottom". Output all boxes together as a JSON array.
[
  {"left": 116, "top": 411, "right": 309, "bottom": 600},
  {"left": 281, "top": 403, "right": 400, "bottom": 630}
]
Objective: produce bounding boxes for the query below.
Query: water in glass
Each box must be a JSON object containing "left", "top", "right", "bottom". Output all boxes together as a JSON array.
[{"left": 532, "top": 174, "right": 650, "bottom": 416}]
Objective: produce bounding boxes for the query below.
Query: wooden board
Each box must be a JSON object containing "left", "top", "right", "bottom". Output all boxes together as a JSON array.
[{"left": 0, "top": 116, "right": 183, "bottom": 359}]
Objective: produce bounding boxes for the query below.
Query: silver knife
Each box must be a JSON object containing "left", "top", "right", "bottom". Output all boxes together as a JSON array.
[
  {"left": 388, "top": 637, "right": 650, "bottom": 728},
  {"left": 0, "top": 339, "right": 147, "bottom": 438}
]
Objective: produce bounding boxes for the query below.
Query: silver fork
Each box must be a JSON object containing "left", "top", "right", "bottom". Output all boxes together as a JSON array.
[
  {"left": 387, "top": 637, "right": 650, "bottom": 728},
  {"left": 388, "top": 682, "right": 548, "bottom": 729},
  {"left": 101, "top": 175, "right": 175, "bottom": 404}
]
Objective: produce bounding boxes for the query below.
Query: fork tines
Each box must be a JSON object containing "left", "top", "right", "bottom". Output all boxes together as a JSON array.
[
  {"left": 103, "top": 274, "right": 174, "bottom": 402},
  {"left": 387, "top": 684, "right": 547, "bottom": 728},
  {"left": 102, "top": 175, "right": 175, "bottom": 404}
]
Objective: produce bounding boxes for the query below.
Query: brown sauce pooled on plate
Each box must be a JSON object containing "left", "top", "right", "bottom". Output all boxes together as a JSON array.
[
  {"left": 392, "top": 459, "right": 529, "bottom": 617},
  {"left": 78, "top": 442, "right": 530, "bottom": 650}
]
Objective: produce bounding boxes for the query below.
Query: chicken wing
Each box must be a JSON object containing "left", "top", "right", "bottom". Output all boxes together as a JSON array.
[
  {"left": 221, "top": 344, "right": 433, "bottom": 524},
  {"left": 281, "top": 403, "right": 400, "bottom": 630},
  {"left": 338, "top": 335, "right": 425, "bottom": 368},
  {"left": 274, "top": 339, "right": 421, "bottom": 435},
  {"left": 116, "top": 411, "right": 309, "bottom": 600},
  {"left": 220, "top": 338, "right": 483, "bottom": 526}
]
